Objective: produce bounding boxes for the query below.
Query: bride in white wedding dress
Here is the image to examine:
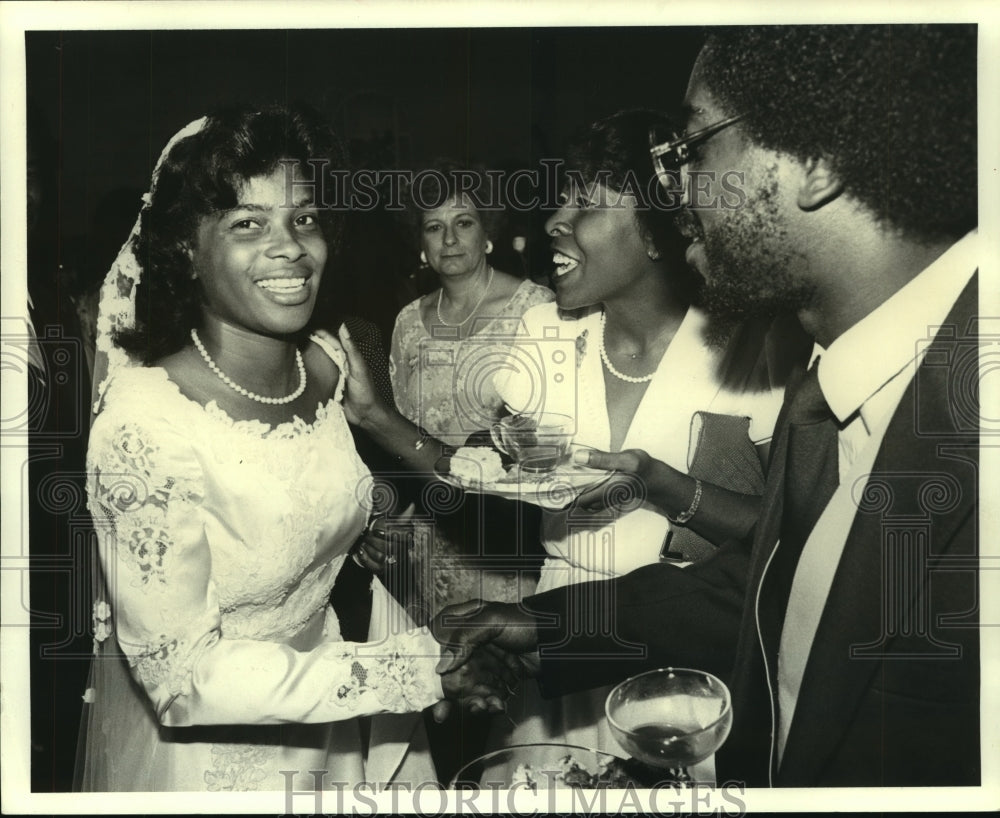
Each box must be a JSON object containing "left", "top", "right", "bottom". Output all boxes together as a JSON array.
[{"left": 76, "top": 105, "right": 513, "bottom": 792}]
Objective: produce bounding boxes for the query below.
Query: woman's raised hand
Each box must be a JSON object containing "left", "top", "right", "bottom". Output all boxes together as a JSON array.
[{"left": 317, "top": 324, "right": 387, "bottom": 427}]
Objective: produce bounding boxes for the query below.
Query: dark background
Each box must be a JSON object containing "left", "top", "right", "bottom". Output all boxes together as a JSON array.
[
  {"left": 27, "top": 27, "right": 701, "bottom": 280},
  {"left": 24, "top": 26, "right": 703, "bottom": 792}
]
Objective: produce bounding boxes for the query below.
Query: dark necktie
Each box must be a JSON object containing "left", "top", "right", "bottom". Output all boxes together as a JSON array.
[
  {"left": 768, "top": 360, "right": 842, "bottom": 628},
  {"left": 782, "top": 362, "right": 841, "bottom": 545}
]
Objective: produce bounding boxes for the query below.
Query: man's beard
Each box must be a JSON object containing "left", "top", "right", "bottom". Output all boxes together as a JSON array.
[{"left": 694, "top": 166, "right": 814, "bottom": 348}]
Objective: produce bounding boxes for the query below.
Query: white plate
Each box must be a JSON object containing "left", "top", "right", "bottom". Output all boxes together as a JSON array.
[{"left": 434, "top": 448, "right": 613, "bottom": 510}]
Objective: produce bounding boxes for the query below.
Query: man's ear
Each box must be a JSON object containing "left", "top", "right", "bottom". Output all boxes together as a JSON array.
[{"left": 796, "top": 156, "right": 843, "bottom": 211}]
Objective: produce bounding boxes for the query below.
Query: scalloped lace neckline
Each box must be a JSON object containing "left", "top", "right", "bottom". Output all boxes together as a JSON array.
[{"left": 132, "top": 365, "right": 340, "bottom": 438}]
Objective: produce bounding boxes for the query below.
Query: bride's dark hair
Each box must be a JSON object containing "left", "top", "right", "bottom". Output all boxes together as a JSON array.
[{"left": 116, "top": 103, "right": 348, "bottom": 363}]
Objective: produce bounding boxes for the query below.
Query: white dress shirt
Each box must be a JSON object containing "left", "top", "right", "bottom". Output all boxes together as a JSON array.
[{"left": 774, "top": 230, "right": 978, "bottom": 769}]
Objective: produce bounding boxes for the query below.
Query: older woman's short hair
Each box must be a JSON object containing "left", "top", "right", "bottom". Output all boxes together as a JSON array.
[
  {"left": 117, "top": 103, "right": 347, "bottom": 362},
  {"left": 401, "top": 158, "right": 507, "bottom": 247}
]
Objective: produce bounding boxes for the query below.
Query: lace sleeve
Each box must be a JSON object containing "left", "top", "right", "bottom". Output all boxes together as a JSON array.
[{"left": 87, "top": 407, "right": 443, "bottom": 728}]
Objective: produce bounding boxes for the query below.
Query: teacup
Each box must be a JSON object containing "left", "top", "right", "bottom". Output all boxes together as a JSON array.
[{"left": 490, "top": 412, "right": 574, "bottom": 475}]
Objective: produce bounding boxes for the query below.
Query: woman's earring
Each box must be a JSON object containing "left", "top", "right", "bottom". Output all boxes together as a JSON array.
[
  {"left": 485, "top": 240, "right": 494, "bottom": 254},
  {"left": 420, "top": 250, "right": 428, "bottom": 265},
  {"left": 647, "top": 248, "right": 661, "bottom": 261}
]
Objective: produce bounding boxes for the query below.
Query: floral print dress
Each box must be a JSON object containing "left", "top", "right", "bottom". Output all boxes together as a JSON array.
[{"left": 388, "top": 279, "right": 554, "bottom": 619}]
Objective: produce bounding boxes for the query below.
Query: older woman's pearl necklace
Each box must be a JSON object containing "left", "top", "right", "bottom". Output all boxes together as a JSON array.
[
  {"left": 436, "top": 267, "right": 495, "bottom": 328},
  {"left": 191, "top": 329, "right": 306, "bottom": 405},
  {"left": 598, "top": 311, "right": 656, "bottom": 384}
]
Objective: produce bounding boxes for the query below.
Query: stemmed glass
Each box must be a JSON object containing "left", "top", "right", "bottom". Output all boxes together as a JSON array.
[{"left": 605, "top": 667, "right": 733, "bottom": 784}]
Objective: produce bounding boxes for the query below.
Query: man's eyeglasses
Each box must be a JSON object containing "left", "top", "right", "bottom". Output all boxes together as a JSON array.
[{"left": 649, "top": 114, "right": 745, "bottom": 189}]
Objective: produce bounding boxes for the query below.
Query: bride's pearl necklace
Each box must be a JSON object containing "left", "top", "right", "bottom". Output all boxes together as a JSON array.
[
  {"left": 598, "top": 311, "right": 656, "bottom": 384},
  {"left": 191, "top": 329, "right": 306, "bottom": 405}
]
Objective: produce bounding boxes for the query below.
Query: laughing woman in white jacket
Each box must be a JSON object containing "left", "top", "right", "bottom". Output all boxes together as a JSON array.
[{"left": 489, "top": 110, "right": 790, "bottom": 768}]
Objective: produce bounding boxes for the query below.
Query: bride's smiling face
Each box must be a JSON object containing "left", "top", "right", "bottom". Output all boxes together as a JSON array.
[{"left": 189, "top": 164, "right": 327, "bottom": 337}]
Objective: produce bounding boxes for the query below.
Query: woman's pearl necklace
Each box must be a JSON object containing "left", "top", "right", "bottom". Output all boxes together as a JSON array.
[
  {"left": 598, "top": 311, "right": 656, "bottom": 384},
  {"left": 436, "top": 266, "right": 495, "bottom": 328},
  {"left": 191, "top": 329, "right": 306, "bottom": 405}
]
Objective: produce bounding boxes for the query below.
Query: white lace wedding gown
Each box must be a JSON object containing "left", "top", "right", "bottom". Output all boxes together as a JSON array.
[{"left": 77, "top": 359, "right": 442, "bottom": 792}]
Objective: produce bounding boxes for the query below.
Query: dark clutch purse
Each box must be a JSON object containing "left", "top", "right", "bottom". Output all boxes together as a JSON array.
[{"left": 661, "top": 411, "right": 766, "bottom": 564}]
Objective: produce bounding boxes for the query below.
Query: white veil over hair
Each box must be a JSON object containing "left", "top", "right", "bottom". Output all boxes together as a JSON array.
[
  {"left": 75, "top": 117, "right": 208, "bottom": 791},
  {"left": 88, "top": 116, "right": 208, "bottom": 424}
]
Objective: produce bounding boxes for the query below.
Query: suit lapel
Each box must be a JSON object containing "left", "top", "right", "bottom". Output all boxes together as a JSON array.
[
  {"left": 752, "top": 365, "right": 805, "bottom": 686},
  {"left": 776, "top": 276, "right": 978, "bottom": 783},
  {"left": 721, "top": 367, "right": 800, "bottom": 783}
]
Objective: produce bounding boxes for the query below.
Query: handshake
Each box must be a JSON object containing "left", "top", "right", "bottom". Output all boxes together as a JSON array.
[{"left": 429, "top": 599, "right": 542, "bottom": 721}]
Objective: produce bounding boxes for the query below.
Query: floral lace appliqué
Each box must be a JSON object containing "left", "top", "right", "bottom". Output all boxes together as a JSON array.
[
  {"left": 129, "top": 631, "right": 213, "bottom": 700},
  {"left": 369, "top": 648, "right": 436, "bottom": 710},
  {"left": 204, "top": 743, "right": 279, "bottom": 791},
  {"left": 223, "top": 557, "right": 346, "bottom": 642},
  {"left": 122, "top": 518, "right": 171, "bottom": 585},
  {"left": 92, "top": 599, "right": 113, "bottom": 646},
  {"left": 326, "top": 634, "right": 436, "bottom": 713},
  {"left": 91, "top": 424, "right": 176, "bottom": 513}
]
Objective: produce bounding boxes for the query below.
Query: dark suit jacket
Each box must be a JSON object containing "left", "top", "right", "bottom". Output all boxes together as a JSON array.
[{"left": 524, "top": 275, "right": 980, "bottom": 787}]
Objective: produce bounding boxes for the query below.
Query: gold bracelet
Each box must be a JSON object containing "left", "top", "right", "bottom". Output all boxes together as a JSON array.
[{"left": 667, "top": 478, "right": 703, "bottom": 525}]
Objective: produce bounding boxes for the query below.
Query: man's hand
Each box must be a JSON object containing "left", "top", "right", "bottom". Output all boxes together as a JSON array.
[
  {"left": 431, "top": 600, "right": 539, "bottom": 722},
  {"left": 431, "top": 600, "right": 541, "bottom": 673},
  {"left": 439, "top": 643, "right": 520, "bottom": 715}
]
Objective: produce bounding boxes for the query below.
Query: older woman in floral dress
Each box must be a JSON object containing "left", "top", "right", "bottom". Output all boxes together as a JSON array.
[{"left": 388, "top": 163, "right": 553, "bottom": 622}]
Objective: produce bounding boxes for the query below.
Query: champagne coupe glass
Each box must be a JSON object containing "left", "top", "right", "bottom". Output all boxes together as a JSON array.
[{"left": 605, "top": 667, "right": 733, "bottom": 783}]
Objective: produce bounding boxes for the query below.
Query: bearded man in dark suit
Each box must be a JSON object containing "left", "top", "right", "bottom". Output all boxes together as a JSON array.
[{"left": 433, "top": 25, "right": 982, "bottom": 787}]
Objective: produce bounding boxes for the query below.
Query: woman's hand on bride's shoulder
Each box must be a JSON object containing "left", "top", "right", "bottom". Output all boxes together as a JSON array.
[{"left": 315, "top": 325, "right": 387, "bottom": 427}]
